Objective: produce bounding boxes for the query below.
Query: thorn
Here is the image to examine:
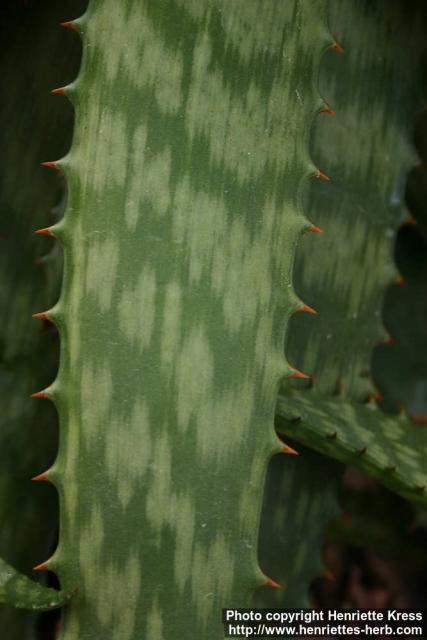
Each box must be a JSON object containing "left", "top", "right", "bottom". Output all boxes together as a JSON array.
[
  {"left": 415, "top": 485, "right": 425, "bottom": 493},
  {"left": 51, "top": 87, "right": 66, "bottom": 97},
  {"left": 33, "top": 560, "right": 50, "bottom": 572},
  {"left": 297, "top": 304, "right": 317, "bottom": 315},
  {"left": 307, "top": 224, "right": 325, "bottom": 235},
  {"left": 326, "top": 431, "right": 337, "bottom": 440},
  {"left": 395, "top": 275, "right": 405, "bottom": 287},
  {"left": 403, "top": 215, "right": 417, "bottom": 226},
  {"left": 357, "top": 447, "right": 367, "bottom": 455},
  {"left": 385, "top": 334, "right": 394, "bottom": 345},
  {"left": 386, "top": 464, "right": 396, "bottom": 472},
  {"left": 30, "top": 389, "right": 50, "bottom": 400},
  {"left": 323, "top": 568, "right": 336, "bottom": 582},
  {"left": 32, "top": 472, "right": 48, "bottom": 482},
  {"left": 289, "top": 369, "right": 310, "bottom": 380},
  {"left": 321, "top": 103, "right": 336, "bottom": 116},
  {"left": 32, "top": 310, "right": 49, "bottom": 321},
  {"left": 60, "top": 21, "right": 77, "bottom": 31},
  {"left": 411, "top": 415, "right": 427, "bottom": 425},
  {"left": 35, "top": 227, "right": 55, "bottom": 237},
  {"left": 264, "top": 578, "right": 282, "bottom": 589},
  {"left": 339, "top": 513, "right": 352, "bottom": 524},
  {"left": 314, "top": 169, "right": 331, "bottom": 182},
  {"left": 41, "top": 161, "right": 60, "bottom": 173},
  {"left": 330, "top": 41, "right": 344, "bottom": 54},
  {"left": 374, "top": 392, "right": 383, "bottom": 404},
  {"left": 282, "top": 444, "right": 299, "bottom": 456}
]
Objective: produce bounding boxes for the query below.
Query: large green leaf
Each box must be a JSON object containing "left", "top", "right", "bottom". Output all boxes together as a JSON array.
[
  {"left": 256, "top": 446, "right": 342, "bottom": 608},
  {"left": 286, "top": 0, "right": 425, "bottom": 402},
  {"left": 41, "top": 1, "right": 333, "bottom": 638},
  {"left": 277, "top": 388, "right": 427, "bottom": 505}
]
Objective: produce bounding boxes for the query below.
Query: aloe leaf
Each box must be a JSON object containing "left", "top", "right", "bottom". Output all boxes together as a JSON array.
[
  {"left": 36, "top": 0, "right": 336, "bottom": 637},
  {"left": 0, "top": 0, "right": 84, "bottom": 631},
  {"left": 0, "top": 559, "right": 72, "bottom": 612},
  {"left": 276, "top": 389, "right": 427, "bottom": 505},
  {"left": 262, "top": 0, "right": 426, "bottom": 608},
  {"left": 373, "top": 225, "right": 427, "bottom": 416},
  {"left": 373, "top": 110, "right": 427, "bottom": 417},
  {"left": 286, "top": 0, "right": 425, "bottom": 402},
  {"left": 256, "top": 446, "right": 342, "bottom": 608}
]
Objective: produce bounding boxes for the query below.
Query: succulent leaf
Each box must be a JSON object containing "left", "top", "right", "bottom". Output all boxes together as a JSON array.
[
  {"left": 256, "top": 446, "right": 342, "bottom": 607},
  {"left": 41, "top": 0, "right": 334, "bottom": 637},
  {"left": 276, "top": 388, "right": 427, "bottom": 505},
  {"left": 0, "top": 558, "right": 72, "bottom": 612},
  {"left": 286, "top": 0, "right": 425, "bottom": 401}
]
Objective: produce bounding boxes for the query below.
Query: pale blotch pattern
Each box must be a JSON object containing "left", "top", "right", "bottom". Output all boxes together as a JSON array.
[
  {"left": 92, "top": 1, "right": 183, "bottom": 114},
  {"left": 186, "top": 32, "right": 304, "bottom": 183},
  {"left": 175, "top": 326, "right": 214, "bottom": 432},
  {"left": 66, "top": 221, "right": 86, "bottom": 367},
  {"left": 85, "top": 237, "right": 119, "bottom": 312},
  {"left": 173, "top": 493, "right": 196, "bottom": 594},
  {"left": 191, "top": 534, "right": 235, "bottom": 626},
  {"left": 160, "top": 279, "right": 183, "bottom": 373},
  {"left": 80, "top": 361, "right": 112, "bottom": 443},
  {"left": 146, "top": 597, "right": 164, "bottom": 640},
  {"left": 126, "top": 142, "right": 172, "bottom": 230},
  {"left": 239, "top": 455, "right": 266, "bottom": 537},
  {"left": 119, "top": 265, "right": 157, "bottom": 349},
  {"left": 145, "top": 429, "right": 173, "bottom": 535},
  {"left": 63, "top": 615, "right": 79, "bottom": 640},
  {"left": 300, "top": 212, "right": 391, "bottom": 317},
  {"left": 79, "top": 504, "right": 105, "bottom": 602},
  {"left": 125, "top": 125, "right": 147, "bottom": 231},
  {"left": 63, "top": 422, "right": 81, "bottom": 527},
  {"left": 173, "top": 177, "right": 228, "bottom": 286},
  {"left": 176, "top": 0, "right": 285, "bottom": 62},
  {"left": 174, "top": 180, "right": 294, "bottom": 334},
  {"left": 93, "top": 110, "right": 128, "bottom": 192},
  {"left": 95, "top": 552, "right": 141, "bottom": 640},
  {"left": 142, "top": 148, "right": 172, "bottom": 217},
  {"left": 72, "top": 102, "right": 128, "bottom": 196},
  {"left": 195, "top": 379, "right": 257, "bottom": 464},
  {"left": 105, "top": 399, "right": 152, "bottom": 508}
]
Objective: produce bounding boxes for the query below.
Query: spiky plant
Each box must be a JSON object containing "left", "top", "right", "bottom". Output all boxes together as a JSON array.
[{"left": 0, "top": 0, "right": 426, "bottom": 639}]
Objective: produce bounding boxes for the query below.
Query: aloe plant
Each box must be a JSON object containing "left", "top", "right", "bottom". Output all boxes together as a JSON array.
[{"left": 0, "top": 0, "right": 426, "bottom": 638}]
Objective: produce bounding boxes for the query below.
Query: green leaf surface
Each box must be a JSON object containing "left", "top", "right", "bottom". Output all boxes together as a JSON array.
[
  {"left": 256, "top": 446, "right": 342, "bottom": 608},
  {"left": 276, "top": 388, "right": 427, "bottom": 505},
  {"left": 45, "top": 1, "right": 334, "bottom": 638},
  {"left": 373, "top": 225, "right": 427, "bottom": 416},
  {"left": 286, "top": 0, "right": 425, "bottom": 402},
  {"left": 0, "top": 559, "right": 72, "bottom": 612}
]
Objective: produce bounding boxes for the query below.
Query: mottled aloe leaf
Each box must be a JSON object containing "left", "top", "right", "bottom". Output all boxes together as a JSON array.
[
  {"left": 329, "top": 484, "right": 427, "bottom": 564},
  {"left": 276, "top": 389, "right": 427, "bottom": 505},
  {"left": 373, "top": 108, "right": 427, "bottom": 416},
  {"left": 256, "top": 446, "right": 342, "bottom": 608},
  {"left": 406, "top": 110, "right": 427, "bottom": 239},
  {"left": 285, "top": 0, "right": 425, "bottom": 402},
  {"left": 261, "top": 0, "right": 426, "bottom": 608},
  {"left": 0, "top": 559, "right": 72, "bottom": 611},
  {"left": 373, "top": 225, "right": 427, "bottom": 415},
  {"left": 41, "top": 1, "right": 334, "bottom": 638},
  {"left": 0, "top": 0, "right": 84, "bottom": 633}
]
